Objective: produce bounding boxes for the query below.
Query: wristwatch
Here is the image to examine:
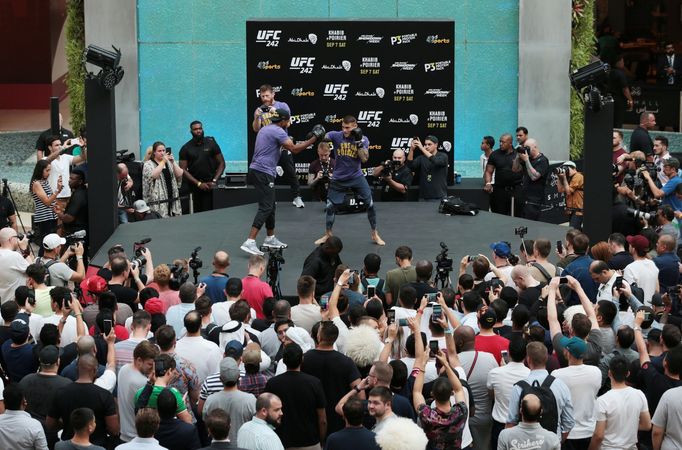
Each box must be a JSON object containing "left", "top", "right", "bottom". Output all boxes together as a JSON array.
[{"left": 634, "top": 326, "right": 642, "bottom": 332}]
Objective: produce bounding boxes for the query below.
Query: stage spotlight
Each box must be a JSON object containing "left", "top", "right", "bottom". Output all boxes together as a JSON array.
[
  {"left": 569, "top": 60, "right": 610, "bottom": 112},
  {"left": 83, "top": 45, "right": 124, "bottom": 90}
]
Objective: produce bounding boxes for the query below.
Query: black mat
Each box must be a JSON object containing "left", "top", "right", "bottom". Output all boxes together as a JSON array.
[{"left": 90, "top": 202, "right": 569, "bottom": 296}]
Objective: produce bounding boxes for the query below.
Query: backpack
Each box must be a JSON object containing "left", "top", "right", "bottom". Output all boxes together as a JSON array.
[
  {"left": 438, "top": 196, "right": 479, "bottom": 216},
  {"left": 36, "top": 257, "right": 59, "bottom": 286},
  {"left": 515, "top": 375, "right": 559, "bottom": 433}
]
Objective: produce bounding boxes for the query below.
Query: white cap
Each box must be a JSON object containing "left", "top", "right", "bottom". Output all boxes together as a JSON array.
[
  {"left": 42, "top": 233, "right": 66, "bottom": 250},
  {"left": 133, "top": 200, "right": 150, "bottom": 213}
]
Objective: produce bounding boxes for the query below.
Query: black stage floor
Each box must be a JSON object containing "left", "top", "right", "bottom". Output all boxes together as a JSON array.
[{"left": 90, "top": 202, "right": 568, "bottom": 296}]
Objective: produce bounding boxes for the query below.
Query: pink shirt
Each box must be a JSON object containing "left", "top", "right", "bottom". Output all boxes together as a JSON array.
[
  {"left": 158, "top": 289, "right": 181, "bottom": 313},
  {"left": 241, "top": 275, "right": 273, "bottom": 319}
]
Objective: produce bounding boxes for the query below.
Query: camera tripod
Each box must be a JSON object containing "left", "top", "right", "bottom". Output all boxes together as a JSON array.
[{"left": 265, "top": 250, "right": 285, "bottom": 299}]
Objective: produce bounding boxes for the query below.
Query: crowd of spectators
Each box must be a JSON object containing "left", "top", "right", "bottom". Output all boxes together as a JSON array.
[{"left": 0, "top": 224, "right": 681, "bottom": 450}]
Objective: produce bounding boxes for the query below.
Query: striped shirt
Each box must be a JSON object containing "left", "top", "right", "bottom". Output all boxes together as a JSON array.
[
  {"left": 31, "top": 179, "right": 57, "bottom": 223},
  {"left": 115, "top": 338, "right": 147, "bottom": 373}
]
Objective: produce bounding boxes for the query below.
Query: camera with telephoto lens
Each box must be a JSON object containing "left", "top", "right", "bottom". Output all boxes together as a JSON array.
[
  {"left": 435, "top": 242, "right": 453, "bottom": 275},
  {"left": 169, "top": 263, "right": 189, "bottom": 290},
  {"left": 130, "top": 238, "right": 151, "bottom": 269},
  {"left": 189, "top": 247, "right": 202, "bottom": 271},
  {"left": 626, "top": 208, "right": 652, "bottom": 222},
  {"left": 553, "top": 166, "right": 569, "bottom": 176},
  {"left": 516, "top": 145, "right": 530, "bottom": 155},
  {"left": 381, "top": 159, "right": 401, "bottom": 178}
]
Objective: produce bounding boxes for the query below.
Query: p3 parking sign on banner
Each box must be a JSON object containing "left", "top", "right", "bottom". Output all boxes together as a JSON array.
[{"left": 246, "top": 20, "right": 455, "bottom": 183}]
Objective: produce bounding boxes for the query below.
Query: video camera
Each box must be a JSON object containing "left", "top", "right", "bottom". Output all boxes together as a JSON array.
[
  {"left": 260, "top": 245, "right": 285, "bottom": 264},
  {"left": 515, "top": 145, "right": 530, "bottom": 155},
  {"left": 65, "top": 230, "right": 86, "bottom": 251},
  {"left": 380, "top": 159, "right": 402, "bottom": 178},
  {"left": 116, "top": 149, "right": 135, "bottom": 164},
  {"left": 514, "top": 226, "right": 528, "bottom": 238},
  {"left": 189, "top": 247, "right": 202, "bottom": 271},
  {"left": 168, "top": 262, "right": 189, "bottom": 290},
  {"left": 636, "top": 161, "right": 659, "bottom": 181},
  {"left": 435, "top": 242, "right": 453, "bottom": 274},
  {"left": 131, "top": 238, "right": 151, "bottom": 269}
]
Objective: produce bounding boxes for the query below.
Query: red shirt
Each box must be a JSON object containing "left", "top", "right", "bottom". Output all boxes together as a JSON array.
[
  {"left": 474, "top": 333, "right": 509, "bottom": 364},
  {"left": 241, "top": 275, "right": 273, "bottom": 319}
]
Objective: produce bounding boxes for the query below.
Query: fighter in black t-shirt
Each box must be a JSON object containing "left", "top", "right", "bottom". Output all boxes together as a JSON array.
[{"left": 179, "top": 120, "right": 226, "bottom": 213}]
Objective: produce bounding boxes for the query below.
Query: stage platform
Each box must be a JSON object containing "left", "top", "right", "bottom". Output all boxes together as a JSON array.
[{"left": 90, "top": 202, "right": 568, "bottom": 297}]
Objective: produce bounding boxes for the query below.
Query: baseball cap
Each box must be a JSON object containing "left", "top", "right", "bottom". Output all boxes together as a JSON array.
[
  {"left": 10, "top": 318, "right": 30, "bottom": 344},
  {"left": 86, "top": 276, "right": 109, "bottom": 295},
  {"left": 270, "top": 108, "right": 291, "bottom": 122},
  {"left": 562, "top": 161, "right": 576, "bottom": 169},
  {"left": 39, "top": 345, "right": 60, "bottom": 365},
  {"left": 143, "top": 298, "right": 164, "bottom": 315},
  {"left": 490, "top": 241, "right": 511, "bottom": 258},
  {"left": 219, "top": 357, "right": 241, "bottom": 384},
  {"left": 133, "top": 200, "right": 150, "bottom": 213},
  {"left": 626, "top": 235, "right": 649, "bottom": 253},
  {"left": 479, "top": 309, "right": 497, "bottom": 328},
  {"left": 651, "top": 293, "right": 664, "bottom": 307},
  {"left": 43, "top": 233, "right": 66, "bottom": 250},
  {"left": 559, "top": 336, "right": 587, "bottom": 359},
  {"left": 224, "top": 339, "right": 244, "bottom": 359},
  {"left": 242, "top": 348, "right": 262, "bottom": 366}
]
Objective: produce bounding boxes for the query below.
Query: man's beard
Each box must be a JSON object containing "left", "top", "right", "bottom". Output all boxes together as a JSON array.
[
  {"left": 193, "top": 132, "right": 204, "bottom": 143},
  {"left": 265, "top": 414, "right": 280, "bottom": 428}
]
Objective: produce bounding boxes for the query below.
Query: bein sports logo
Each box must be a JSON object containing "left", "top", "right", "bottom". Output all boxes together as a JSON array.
[
  {"left": 357, "top": 111, "right": 382, "bottom": 128},
  {"left": 324, "top": 84, "right": 349, "bottom": 101},
  {"left": 256, "top": 30, "right": 281, "bottom": 47},
  {"left": 290, "top": 57, "right": 316, "bottom": 74},
  {"left": 257, "top": 61, "right": 281, "bottom": 70}
]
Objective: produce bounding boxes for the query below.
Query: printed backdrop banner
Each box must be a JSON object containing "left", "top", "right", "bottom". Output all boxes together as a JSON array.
[{"left": 246, "top": 20, "right": 455, "bottom": 184}]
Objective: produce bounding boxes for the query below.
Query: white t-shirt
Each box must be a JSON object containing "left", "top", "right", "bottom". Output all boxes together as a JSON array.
[
  {"left": 399, "top": 357, "right": 438, "bottom": 383},
  {"left": 41, "top": 314, "right": 77, "bottom": 347},
  {"left": 175, "top": 335, "right": 222, "bottom": 383},
  {"left": 486, "top": 362, "right": 531, "bottom": 423},
  {"left": 652, "top": 386, "right": 682, "bottom": 450},
  {"left": 0, "top": 249, "right": 29, "bottom": 304},
  {"left": 46, "top": 154, "right": 74, "bottom": 198},
  {"left": 596, "top": 386, "right": 648, "bottom": 450},
  {"left": 553, "top": 364, "right": 602, "bottom": 439},
  {"left": 95, "top": 368, "right": 117, "bottom": 392},
  {"left": 291, "top": 303, "right": 322, "bottom": 334},
  {"left": 211, "top": 301, "right": 257, "bottom": 327},
  {"left": 484, "top": 265, "right": 516, "bottom": 290},
  {"left": 481, "top": 153, "right": 495, "bottom": 184},
  {"left": 623, "top": 259, "right": 659, "bottom": 305}
]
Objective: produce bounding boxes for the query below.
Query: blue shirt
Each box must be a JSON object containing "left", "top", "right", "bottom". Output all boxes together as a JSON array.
[
  {"left": 506, "top": 369, "right": 575, "bottom": 436},
  {"left": 250, "top": 124, "right": 289, "bottom": 177},
  {"left": 199, "top": 274, "right": 229, "bottom": 304},
  {"left": 326, "top": 130, "right": 369, "bottom": 181},
  {"left": 563, "top": 255, "right": 597, "bottom": 305},
  {"left": 166, "top": 303, "right": 196, "bottom": 336},
  {"left": 662, "top": 175, "right": 682, "bottom": 211},
  {"left": 653, "top": 251, "right": 680, "bottom": 292}
]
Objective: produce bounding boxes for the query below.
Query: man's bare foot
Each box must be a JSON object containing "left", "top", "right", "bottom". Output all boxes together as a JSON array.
[
  {"left": 371, "top": 230, "right": 385, "bottom": 246},
  {"left": 314, "top": 231, "right": 332, "bottom": 246}
]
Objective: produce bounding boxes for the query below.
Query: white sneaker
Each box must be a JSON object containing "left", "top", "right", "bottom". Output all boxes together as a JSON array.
[
  {"left": 240, "top": 240, "right": 264, "bottom": 255},
  {"left": 263, "top": 235, "right": 288, "bottom": 248},
  {"left": 292, "top": 196, "right": 305, "bottom": 208}
]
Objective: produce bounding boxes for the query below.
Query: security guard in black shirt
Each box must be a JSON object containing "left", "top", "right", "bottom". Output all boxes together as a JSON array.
[
  {"left": 484, "top": 133, "right": 523, "bottom": 216},
  {"left": 179, "top": 120, "right": 226, "bottom": 213},
  {"left": 373, "top": 149, "right": 413, "bottom": 201}
]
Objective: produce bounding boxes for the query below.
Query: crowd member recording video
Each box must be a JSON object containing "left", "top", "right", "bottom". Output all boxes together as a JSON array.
[
  {"left": 556, "top": 161, "right": 584, "bottom": 229},
  {"left": 373, "top": 149, "right": 413, "bottom": 202},
  {"left": 407, "top": 136, "right": 448, "bottom": 201},
  {"left": 142, "top": 141, "right": 184, "bottom": 218},
  {"left": 511, "top": 138, "right": 549, "bottom": 220},
  {"left": 308, "top": 139, "right": 336, "bottom": 202}
]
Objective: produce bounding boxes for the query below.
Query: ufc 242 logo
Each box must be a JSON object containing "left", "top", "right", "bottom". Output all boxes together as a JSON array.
[
  {"left": 256, "top": 30, "right": 281, "bottom": 46},
  {"left": 358, "top": 110, "right": 382, "bottom": 127},
  {"left": 290, "top": 57, "right": 316, "bottom": 73},
  {"left": 391, "top": 137, "right": 412, "bottom": 148},
  {"left": 324, "top": 84, "right": 349, "bottom": 101}
]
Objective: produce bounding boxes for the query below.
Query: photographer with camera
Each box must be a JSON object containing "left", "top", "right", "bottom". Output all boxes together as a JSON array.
[
  {"left": 38, "top": 234, "right": 85, "bottom": 287},
  {"left": 512, "top": 138, "right": 549, "bottom": 220},
  {"left": 373, "top": 149, "right": 413, "bottom": 201},
  {"left": 556, "top": 161, "right": 584, "bottom": 229},
  {"left": 308, "top": 139, "right": 335, "bottom": 202},
  {"left": 0, "top": 228, "right": 32, "bottom": 303},
  {"left": 407, "top": 135, "right": 448, "bottom": 201},
  {"left": 108, "top": 252, "right": 153, "bottom": 310},
  {"left": 640, "top": 157, "right": 682, "bottom": 212}
]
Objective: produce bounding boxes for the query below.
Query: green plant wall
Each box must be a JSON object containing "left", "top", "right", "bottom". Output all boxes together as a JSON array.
[
  {"left": 65, "top": 0, "right": 85, "bottom": 134},
  {"left": 570, "top": 0, "right": 596, "bottom": 159}
]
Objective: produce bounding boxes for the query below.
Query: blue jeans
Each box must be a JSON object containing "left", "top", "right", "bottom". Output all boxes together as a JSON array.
[{"left": 118, "top": 208, "right": 129, "bottom": 224}]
